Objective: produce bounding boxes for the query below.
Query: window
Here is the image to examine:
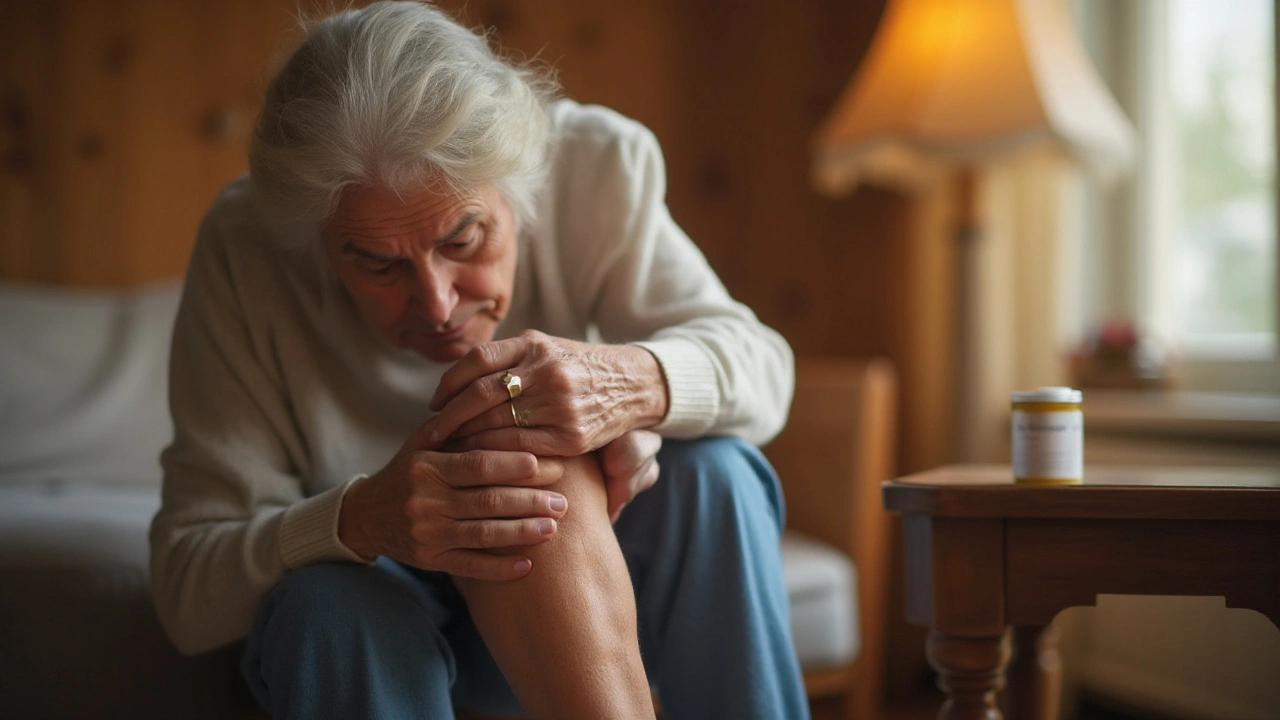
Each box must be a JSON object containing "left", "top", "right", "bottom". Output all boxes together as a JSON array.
[{"left": 1074, "top": 0, "right": 1279, "bottom": 392}]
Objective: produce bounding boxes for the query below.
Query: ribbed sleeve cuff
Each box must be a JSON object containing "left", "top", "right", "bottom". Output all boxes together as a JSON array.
[
  {"left": 279, "top": 477, "right": 371, "bottom": 569},
  {"left": 632, "top": 337, "right": 719, "bottom": 438}
]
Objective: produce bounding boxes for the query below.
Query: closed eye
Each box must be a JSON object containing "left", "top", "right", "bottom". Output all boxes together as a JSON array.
[
  {"left": 364, "top": 258, "right": 397, "bottom": 272},
  {"left": 441, "top": 230, "right": 487, "bottom": 258},
  {"left": 341, "top": 243, "right": 402, "bottom": 275}
]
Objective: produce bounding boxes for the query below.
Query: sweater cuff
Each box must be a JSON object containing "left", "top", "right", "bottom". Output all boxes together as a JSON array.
[
  {"left": 279, "top": 477, "right": 371, "bottom": 569},
  {"left": 632, "top": 337, "right": 719, "bottom": 438}
]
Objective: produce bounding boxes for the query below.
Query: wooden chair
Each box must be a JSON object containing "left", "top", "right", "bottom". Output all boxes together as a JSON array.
[{"left": 765, "top": 356, "right": 898, "bottom": 720}]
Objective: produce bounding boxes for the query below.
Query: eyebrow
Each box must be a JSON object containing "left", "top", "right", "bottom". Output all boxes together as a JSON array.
[{"left": 340, "top": 213, "right": 482, "bottom": 261}]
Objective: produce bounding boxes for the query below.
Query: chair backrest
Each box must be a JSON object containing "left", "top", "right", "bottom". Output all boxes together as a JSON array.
[
  {"left": 765, "top": 356, "right": 896, "bottom": 559},
  {"left": 763, "top": 355, "right": 897, "bottom": 719}
]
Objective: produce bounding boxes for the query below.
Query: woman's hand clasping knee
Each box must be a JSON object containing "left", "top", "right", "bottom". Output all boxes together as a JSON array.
[{"left": 337, "top": 418, "right": 568, "bottom": 581}]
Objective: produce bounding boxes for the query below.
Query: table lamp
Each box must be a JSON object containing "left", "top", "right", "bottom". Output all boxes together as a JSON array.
[
  {"left": 812, "top": 0, "right": 1136, "bottom": 460},
  {"left": 813, "top": 0, "right": 1133, "bottom": 194}
]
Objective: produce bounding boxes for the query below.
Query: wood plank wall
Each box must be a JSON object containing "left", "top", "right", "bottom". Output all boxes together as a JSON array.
[
  {"left": 0, "top": 0, "right": 293, "bottom": 283},
  {"left": 0, "top": 0, "right": 954, "bottom": 700}
]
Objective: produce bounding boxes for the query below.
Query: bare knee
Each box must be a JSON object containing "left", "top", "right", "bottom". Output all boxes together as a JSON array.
[
  {"left": 539, "top": 454, "right": 609, "bottom": 545},
  {"left": 451, "top": 451, "right": 636, "bottom": 645},
  {"left": 451, "top": 452, "right": 651, "bottom": 717},
  {"left": 455, "top": 453, "right": 617, "bottom": 583}
]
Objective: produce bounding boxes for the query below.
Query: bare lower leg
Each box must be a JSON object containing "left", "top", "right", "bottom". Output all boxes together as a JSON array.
[{"left": 453, "top": 455, "right": 654, "bottom": 720}]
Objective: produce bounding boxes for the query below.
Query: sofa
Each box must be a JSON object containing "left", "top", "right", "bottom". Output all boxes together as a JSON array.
[{"left": 0, "top": 280, "right": 894, "bottom": 719}]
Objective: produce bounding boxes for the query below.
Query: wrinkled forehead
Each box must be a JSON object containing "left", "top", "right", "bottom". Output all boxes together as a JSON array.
[{"left": 325, "top": 182, "right": 492, "bottom": 242}]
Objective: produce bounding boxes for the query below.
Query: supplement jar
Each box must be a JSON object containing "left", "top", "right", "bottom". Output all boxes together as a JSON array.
[{"left": 1011, "top": 387, "right": 1083, "bottom": 485}]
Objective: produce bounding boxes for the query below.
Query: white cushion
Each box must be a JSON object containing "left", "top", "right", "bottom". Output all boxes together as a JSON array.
[
  {"left": 782, "top": 530, "right": 859, "bottom": 669},
  {"left": 0, "top": 480, "right": 159, "bottom": 570},
  {"left": 0, "top": 280, "right": 181, "bottom": 486}
]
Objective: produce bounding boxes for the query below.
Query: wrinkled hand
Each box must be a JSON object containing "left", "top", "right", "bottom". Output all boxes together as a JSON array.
[
  {"left": 598, "top": 429, "right": 662, "bottom": 523},
  {"left": 337, "top": 418, "right": 569, "bottom": 581},
  {"left": 427, "top": 330, "right": 668, "bottom": 457}
]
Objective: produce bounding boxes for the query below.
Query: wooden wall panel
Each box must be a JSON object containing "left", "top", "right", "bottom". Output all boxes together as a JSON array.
[
  {"left": 1, "top": 2, "right": 59, "bottom": 280},
  {"left": 0, "top": 0, "right": 299, "bottom": 285}
]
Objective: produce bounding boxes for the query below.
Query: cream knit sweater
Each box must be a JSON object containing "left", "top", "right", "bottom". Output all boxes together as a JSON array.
[{"left": 149, "top": 100, "right": 794, "bottom": 655}]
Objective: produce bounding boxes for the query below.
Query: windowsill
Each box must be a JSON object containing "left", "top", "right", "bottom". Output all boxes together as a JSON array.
[{"left": 1085, "top": 389, "right": 1280, "bottom": 444}]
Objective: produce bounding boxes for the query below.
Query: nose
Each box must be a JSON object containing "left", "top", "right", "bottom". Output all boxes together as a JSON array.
[{"left": 409, "top": 258, "right": 458, "bottom": 327}]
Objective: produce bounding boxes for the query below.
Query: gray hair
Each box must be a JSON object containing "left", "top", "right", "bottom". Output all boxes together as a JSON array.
[{"left": 250, "top": 1, "right": 559, "bottom": 233}]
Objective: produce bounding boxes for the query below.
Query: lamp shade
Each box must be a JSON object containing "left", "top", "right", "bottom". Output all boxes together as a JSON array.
[{"left": 812, "top": 0, "right": 1135, "bottom": 195}]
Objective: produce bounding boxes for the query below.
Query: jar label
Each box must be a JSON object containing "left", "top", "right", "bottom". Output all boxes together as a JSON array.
[{"left": 1011, "top": 410, "right": 1083, "bottom": 479}]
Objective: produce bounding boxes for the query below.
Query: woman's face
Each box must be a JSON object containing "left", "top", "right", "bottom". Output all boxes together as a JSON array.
[{"left": 324, "top": 182, "right": 519, "bottom": 362}]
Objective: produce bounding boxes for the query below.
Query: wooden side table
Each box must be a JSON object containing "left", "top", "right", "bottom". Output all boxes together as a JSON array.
[{"left": 882, "top": 465, "right": 1280, "bottom": 720}]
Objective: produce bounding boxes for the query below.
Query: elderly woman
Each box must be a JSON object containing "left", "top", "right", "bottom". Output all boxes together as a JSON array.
[{"left": 149, "top": 2, "right": 805, "bottom": 719}]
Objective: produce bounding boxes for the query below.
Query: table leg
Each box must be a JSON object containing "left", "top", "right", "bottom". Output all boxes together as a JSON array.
[
  {"left": 926, "top": 630, "right": 1012, "bottom": 720},
  {"left": 1005, "top": 624, "right": 1061, "bottom": 720}
]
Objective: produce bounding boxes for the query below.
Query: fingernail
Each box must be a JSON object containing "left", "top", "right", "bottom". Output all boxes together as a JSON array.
[
  {"left": 514, "top": 558, "right": 532, "bottom": 574},
  {"left": 548, "top": 494, "right": 567, "bottom": 512},
  {"left": 538, "top": 519, "right": 556, "bottom": 535},
  {"left": 425, "top": 429, "right": 440, "bottom": 447}
]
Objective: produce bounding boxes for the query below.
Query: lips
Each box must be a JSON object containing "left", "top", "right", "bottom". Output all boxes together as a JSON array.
[
  {"left": 422, "top": 315, "right": 471, "bottom": 341},
  {"left": 399, "top": 299, "right": 501, "bottom": 352}
]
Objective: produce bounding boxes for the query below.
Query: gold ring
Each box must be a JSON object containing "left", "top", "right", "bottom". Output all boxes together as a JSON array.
[
  {"left": 510, "top": 402, "right": 531, "bottom": 428},
  {"left": 501, "top": 371, "right": 522, "bottom": 399}
]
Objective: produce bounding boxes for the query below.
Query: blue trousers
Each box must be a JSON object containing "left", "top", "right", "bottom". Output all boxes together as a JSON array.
[{"left": 242, "top": 437, "right": 810, "bottom": 720}]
